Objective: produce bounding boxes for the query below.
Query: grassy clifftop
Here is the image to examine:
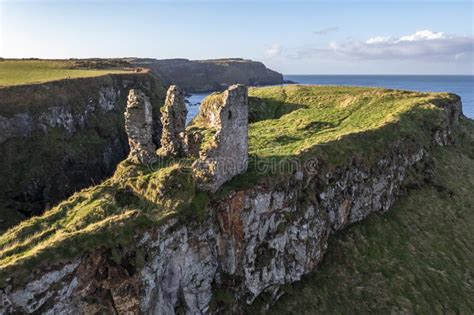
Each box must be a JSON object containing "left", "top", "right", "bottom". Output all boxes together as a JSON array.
[
  {"left": 268, "top": 118, "right": 474, "bottom": 313},
  {"left": 224, "top": 85, "right": 458, "bottom": 193},
  {"left": 0, "top": 59, "right": 131, "bottom": 86},
  {"left": 0, "top": 85, "right": 461, "bottom": 286}
]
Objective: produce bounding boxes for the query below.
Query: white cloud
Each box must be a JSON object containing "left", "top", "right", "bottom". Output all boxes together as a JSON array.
[
  {"left": 365, "top": 36, "right": 391, "bottom": 44},
  {"left": 264, "top": 44, "right": 282, "bottom": 58},
  {"left": 398, "top": 30, "right": 445, "bottom": 42},
  {"left": 293, "top": 30, "right": 473, "bottom": 61}
]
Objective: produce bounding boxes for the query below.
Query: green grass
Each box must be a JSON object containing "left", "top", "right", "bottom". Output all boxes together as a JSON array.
[
  {"left": 0, "top": 60, "right": 130, "bottom": 86},
  {"left": 248, "top": 85, "right": 450, "bottom": 159},
  {"left": 0, "top": 159, "right": 203, "bottom": 285},
  {"left": 219, "top": 85, "right": 456, "bottom": 195},
  {"left": 0, "top": 85, "right": 461, "bottom": 287},
  {"left": 267, "top": 119, "right": 474, "bottom": 314}
]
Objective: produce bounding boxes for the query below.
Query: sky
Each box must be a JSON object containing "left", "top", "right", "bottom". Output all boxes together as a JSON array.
[{"left": 1, "top": 0, "right": 473, "bottom": 74}]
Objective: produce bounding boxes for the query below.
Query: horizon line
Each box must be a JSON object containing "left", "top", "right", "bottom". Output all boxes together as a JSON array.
[{"left": 284, "top": 74, "right": 474, "bottom": 76}]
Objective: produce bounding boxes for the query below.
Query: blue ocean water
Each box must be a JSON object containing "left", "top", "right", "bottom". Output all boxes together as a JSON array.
[
  {"left": 186, "top": 75, "right": 474, "bottom": 121},
  {"left": 285, "top": 75, "right": 474, "bottom": 119},
  {"left": 186, "top": 93, "right": 209, "bottom": 123}
]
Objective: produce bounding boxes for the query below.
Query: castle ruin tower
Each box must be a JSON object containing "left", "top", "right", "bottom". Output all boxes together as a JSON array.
[
  {"left": 192, "top": 84, "right": 249, "bottom": 192},
  {"left": 124, "top": 89, "right": 158, "bottom": 164},
  {"left": 158, "top": 85, "right": 188, "bottom": 157}
]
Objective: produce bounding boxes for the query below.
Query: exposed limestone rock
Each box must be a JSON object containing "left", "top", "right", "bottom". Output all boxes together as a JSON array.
[
  {"left": 432, "top": 99, "right": 462, "bottom": 146},
  {"left": 0, "top": 141, "right": 439, "bottom": 314},
  {"left": 125, "top": 89, "right": 157, "bottom": 164},
  {"left": 139, "top": 221, "right": 217, "bottom": 314},
  {"left": 0, "top": 85, "right": 123, "bottom": 146},
  {"left": 0, "top": 97, "right": 463, "bottom": 314},
  {"left": 192, "top": 84, "right": 249, "bottom": 192},
  {"left": 98, "top": 86, "right": 119, "bottom": 112},
  {"left": 158, "top": 85, "right": 188, "bottom": 157}
]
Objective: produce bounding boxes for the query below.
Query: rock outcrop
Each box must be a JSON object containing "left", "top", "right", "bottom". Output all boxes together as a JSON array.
[
  {"left": 192, "top": 84, "right": 249, "bottom": 192},
  {"left": 0, "top": 97, "right": 464, "bottom": 314},
  {"left": 129, "top": 58, "right": 284, "bottom": 92},
  {"left": 158, "top": 85, "right": 188, "bottom": 157},
  {"left": 0, "top": 74, "right": 165, "bottom": 231},
  {"left": 125, "top": 89, "right": 158, "bottom": 164},
  {"left": 0, "top": 103, "right": 462, "bottom": 314}
]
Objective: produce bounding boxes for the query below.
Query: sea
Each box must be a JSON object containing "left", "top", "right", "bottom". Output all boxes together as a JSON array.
[{"left": 186, "top": 75, "right": 474, "bottom": 122}]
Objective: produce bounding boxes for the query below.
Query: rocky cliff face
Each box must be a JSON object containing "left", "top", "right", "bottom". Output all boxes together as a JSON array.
[
  {"left": 0, "top": 74, "right": 165, "bottom": 231},
  {"left": 0, "top": 97, "right": 462, "bottom": 313},
  {"left": 130, "top": 58, "right": 284, "bottom": 93}
]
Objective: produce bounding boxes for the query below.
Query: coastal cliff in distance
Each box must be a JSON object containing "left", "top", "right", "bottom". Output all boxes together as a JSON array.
[{"left": 129, "top": 58, "right": 284, "bottom": 92}]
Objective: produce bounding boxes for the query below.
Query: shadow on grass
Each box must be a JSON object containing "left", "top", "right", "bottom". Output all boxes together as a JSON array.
[
  {"left": 249, "top": 96, "right": 308, "bottom": 123},
  {"left": 218, "top": 103, "right": 453, "bottom": 197}
]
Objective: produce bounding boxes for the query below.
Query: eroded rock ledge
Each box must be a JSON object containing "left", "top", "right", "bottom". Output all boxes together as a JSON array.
[{"left": 0, "top": 97, "right": 463, "bottom": 313}]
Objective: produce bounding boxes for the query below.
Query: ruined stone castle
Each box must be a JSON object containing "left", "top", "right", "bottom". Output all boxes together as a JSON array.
[
  {"left": 124, "top": 89, "right": 158, "bottom": 165},
  {"left": 192, "top": 85, "right": 249, "bottom": 192},
  {"left": 124, "top": 84, "right": 249, "bottom": 192},
  {"left": 158, "top": 85, "right": 188, "bottom": 157}
]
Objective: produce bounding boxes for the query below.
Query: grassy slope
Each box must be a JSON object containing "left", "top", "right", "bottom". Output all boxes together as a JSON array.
[
  {"left": 222, "top": 85, "right": 456, "bottom": 194},
  {"left": 270, "top": 119, "right": 474, "bottom": 314},
  {"left": 248, "top": 85, "right": 448, "bottom": 159},
  {"left": 0, "top": 86, "right": 458, "bottom": 285},
  {"left": 0, "top": 60, "right": 129, "bottom": 86},
  {"left": 0, "top": 159, "right": 207, "bottom": 285}
]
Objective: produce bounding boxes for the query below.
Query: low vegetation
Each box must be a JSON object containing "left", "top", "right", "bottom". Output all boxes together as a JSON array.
[
  {"left": 0, "top": 159, "right": 205, "bottom": 285},
  {"left": 221, "top": 85, "right": 456, "bottom": 194},
  {"left": 0, "top": 59, "right": 130, "bottom": 86},
  {"left": 247, "top": 85, "right": 453, "bottom": 160},
  {"left": 0, "top": 85, "right": 462, "bottom": 289},
  {"left": 268, "top": 118, "right": 474, "bottom": 313}
]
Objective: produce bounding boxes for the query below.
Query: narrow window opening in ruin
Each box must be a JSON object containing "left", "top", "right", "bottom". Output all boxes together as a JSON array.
[{"left": 228, "top": 110, "right": 233, "bottom": 120}]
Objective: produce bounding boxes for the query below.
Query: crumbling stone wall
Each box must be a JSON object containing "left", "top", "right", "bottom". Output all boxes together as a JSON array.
[
  {"left": 192, "top": 84, "right": 249, "bottom": 192},
  {"left": 184, "top": 131, "right": 203, "bottom": 157},
  {"left": 158, "top": 85, "right": 188, "bottom": 157},
  {"left": 124, "top": 89, "right": 157, "bottom": 164}
]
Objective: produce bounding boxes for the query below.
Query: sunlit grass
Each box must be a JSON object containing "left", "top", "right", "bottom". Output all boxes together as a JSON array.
[
  {"left": 267, "top": 119, "right": 474, "bottom": 313},
  {"left": 0, "top": 85, "right": 461, "bottom": 287},
  {"left": 0, "top": 60, "right": 129, "bottom": 86}
]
